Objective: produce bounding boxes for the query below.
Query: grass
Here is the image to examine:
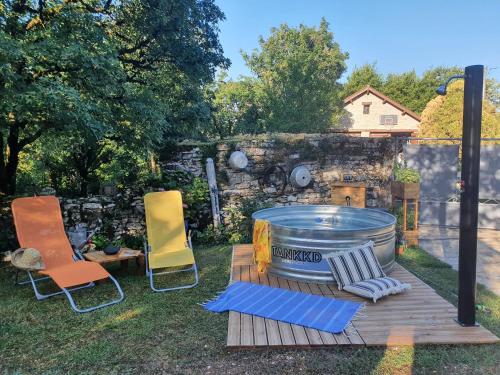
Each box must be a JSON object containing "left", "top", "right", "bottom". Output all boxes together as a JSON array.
[{"left": 0, "top": 245, "right": 499, "bottom": 375}]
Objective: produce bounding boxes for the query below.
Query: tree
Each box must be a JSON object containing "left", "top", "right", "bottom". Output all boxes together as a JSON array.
[
  {"left": 485, "top": 77, "right": 500, "bottom": 111},
  {"left": 416, "top": 66, "right": 464, "bottom": 112},
  {"left": 382, "top": 70, "right": 424, "bottom": 114},
  {"left": 419, "top": 81, "right": 500, "bottom": 139},
  {"left": 0, "top": 0, "right": 229, "bottom": 195},
  {"left": 242, "top": 18, "right": 348, "bottom": 133},
  {"left": 383, "top": 67, "right": 465, "bottom": 114},
  {"left": 112, "top": 0, "right": 229, "bottom": 137},
  {"left": 0, "top": 1, "right": 117, "bottom": 194},
  {"left": 342, "top": 63, "right": 384, "bottom": 98},
  {"left": 340, "top": 65, "right": 464, "bottom": 114},
  {"left": 208, "top": 74, "right": 265, "bottom": 138}
]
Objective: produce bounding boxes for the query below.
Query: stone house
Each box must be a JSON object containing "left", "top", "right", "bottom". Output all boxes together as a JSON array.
[{"left": 336, "top": 86, "right": 421, "bottom": 138}]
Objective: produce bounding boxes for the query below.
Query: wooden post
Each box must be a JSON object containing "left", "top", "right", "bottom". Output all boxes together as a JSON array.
[
  {"left": 206, "top": 158, "right": 221, "bottom": 227},
  {"left": 403, "top": 199, "right": 407, "bottom": 231},
  {"left": 414, "top": 199, "right": 419, "bottom": 230}
]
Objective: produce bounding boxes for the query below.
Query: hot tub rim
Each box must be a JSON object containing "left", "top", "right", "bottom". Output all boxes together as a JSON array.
[{"left": 251, "top": 204, "right": 396, "bottom": 232}]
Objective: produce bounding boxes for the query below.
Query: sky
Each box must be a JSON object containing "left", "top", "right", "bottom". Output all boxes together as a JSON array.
[{"left": 214, "top": 0, "right": 500, "bottom": 82}]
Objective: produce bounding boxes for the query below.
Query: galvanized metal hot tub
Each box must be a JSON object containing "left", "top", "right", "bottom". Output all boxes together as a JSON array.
[{"left": 252, "top": 205, "right": 396, "bottom": 284}]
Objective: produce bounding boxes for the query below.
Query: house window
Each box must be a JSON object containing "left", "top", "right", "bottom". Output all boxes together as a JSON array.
[
  {"left": 380, "top": 115, "right": 398, "bottom": 125},
  {"left": 362, "top": 102, "right": 371, "bottom": 114}
]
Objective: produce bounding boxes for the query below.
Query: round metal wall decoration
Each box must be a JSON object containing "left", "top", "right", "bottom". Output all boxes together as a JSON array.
[
  {"left": 290, "top": 165, "right": 311, "bottom": 188},
  {"left": 228, "top": 151, "right": 248, "bottom": 170}
]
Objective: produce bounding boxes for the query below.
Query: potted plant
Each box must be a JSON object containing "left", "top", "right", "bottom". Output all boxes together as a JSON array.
[
  {"left": 395, "top": 226, "right": 406, "bottom": 255},
  {"left": 391, "top": 164, "right": 420, "bottom": 200}
]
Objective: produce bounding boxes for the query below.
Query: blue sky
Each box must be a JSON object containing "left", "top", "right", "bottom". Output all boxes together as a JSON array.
[{"left": 215, "top": 0, "right": 500, "bottom": 81}]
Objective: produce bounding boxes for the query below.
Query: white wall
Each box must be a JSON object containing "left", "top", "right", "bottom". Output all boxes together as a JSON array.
[{"left": 341, "top": 92, "right": 420, "bottom": 131}]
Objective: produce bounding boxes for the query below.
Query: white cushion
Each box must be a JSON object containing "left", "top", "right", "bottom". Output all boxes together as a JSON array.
[
  {"left": 343, "top": 277, "right": 411, "bottom": 303},
  {"left": 327, "top": 241, "right": 411, "bottom": 303},
  {"left": 327, "top": 241, "right": 385, "bottom": 290}
]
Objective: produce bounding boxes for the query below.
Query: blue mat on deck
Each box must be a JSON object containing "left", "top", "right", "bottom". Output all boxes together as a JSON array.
[{"left": 202, "top": 281, "right": 363, "bottom": 334}]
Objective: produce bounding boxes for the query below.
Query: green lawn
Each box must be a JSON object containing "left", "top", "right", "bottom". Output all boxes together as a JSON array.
[{"left": 0, "top": 246, "right": 498, "bottom": 375}]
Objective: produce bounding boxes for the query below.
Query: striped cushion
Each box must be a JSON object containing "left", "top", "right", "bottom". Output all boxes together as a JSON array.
[
  {"left": 343, "top": 277, "right": 411, "bottom": 303},
  {"left": 327, "top": 241, "right": 385, "bottom": 290}
]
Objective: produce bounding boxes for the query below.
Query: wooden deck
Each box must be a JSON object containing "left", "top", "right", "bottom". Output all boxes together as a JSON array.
[{"left": 227, "top": 244, "right": 499, "bottom": 348}]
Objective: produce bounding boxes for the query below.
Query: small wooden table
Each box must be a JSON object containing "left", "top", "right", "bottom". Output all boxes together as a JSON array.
[{"left": 83, "top": 248, "right": 144, "bottom": 274}]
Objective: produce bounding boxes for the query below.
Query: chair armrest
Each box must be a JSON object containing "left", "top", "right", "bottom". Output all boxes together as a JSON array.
[
  {"left": 143, "top": 240, "right": 151, "bottom": 274},
  {"left": 187, "top": 230, "right": 193, "bottom": 249}
]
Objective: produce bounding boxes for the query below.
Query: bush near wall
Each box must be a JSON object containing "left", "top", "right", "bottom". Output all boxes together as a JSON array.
[{"left": 0, "top": 171, "right": 211, "bottom": 252}]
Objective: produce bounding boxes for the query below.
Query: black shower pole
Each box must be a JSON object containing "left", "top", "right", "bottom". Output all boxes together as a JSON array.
[{"left": 457, "top": 65, "right": 484, "bottom": 326}]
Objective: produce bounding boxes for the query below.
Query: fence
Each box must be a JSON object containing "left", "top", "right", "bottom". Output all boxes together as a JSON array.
[{"left": 396, "top": 137, "right": 500, "bottom": 230}]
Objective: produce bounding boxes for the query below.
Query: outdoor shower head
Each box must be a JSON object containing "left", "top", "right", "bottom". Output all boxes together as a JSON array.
[
  {"left": 436, "top": 84, "right": 448, "bottom": 96},
  {"left": 436, "top": 74, "right": 465, "bottom": 96}
]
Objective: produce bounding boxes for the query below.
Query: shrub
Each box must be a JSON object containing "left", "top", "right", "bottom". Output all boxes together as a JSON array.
[
  {"left": 224, "top": 195, "right": 273, "bottom": 243},
  {"left": 193, "top": 194, "right": 273, "bottom": 246},
  {"left": 114, "top": 234, "right": 144, "bottom": 250},
  {"left": 392, "top": 204, "right": 416, "bottom": 231},
  {"left": 193, "top": 224, "right": 229, "bottom": 246},
  {"left": 88, "top": 232, "right": 144, "bottom": 251},
  {"left": 147, "top": 170, "right": 211, "bottom": 229},
  {"left": 183, "top": 177, "right": 210, "bottom": 227}
]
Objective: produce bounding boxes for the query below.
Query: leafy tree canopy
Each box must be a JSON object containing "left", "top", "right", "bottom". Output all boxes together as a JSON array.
[
  {"left": 342, "top": 65, "right": 464, "bottom": 114},
  {"left": 419, "top": 81, "right": 500, "bottom": 139},
  {"left": 341, "top": 63, "right": 384, "bottom": 98},
  {"left": 0, "top": 0, "right": 228, "bottom": 195},
  {"left": 242, "top": 18, "right": 348, "bottom": 133},
  {"left": 206, "top": 73, "right": 265, "bottom": 138}
]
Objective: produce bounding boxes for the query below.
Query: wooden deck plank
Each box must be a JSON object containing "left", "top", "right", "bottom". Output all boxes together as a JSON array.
[
  {"left": 324, "top": 283, "right": 363, "bottom": 345},
  {"left": 227, "top": 251, "right": 242, "bottom": 347},
  {"left": 231, "top": 244, "right": 254, "bottom": 266},
  {"left": 249, "top": 265, "right": 269, "bottom": 347},
  {"left": 294, "top": 281, "right": 325, "bottom": 346},
  {"left": 239, "top": 266, "right": 254, "bottom": 347},
  {"left": 304, "top": 282, "right": 338, "bottom": 345},
  {"left": 277, "top": 278, "right": 310, "bottom": 346},
  {"left": 259, "top": 273, "right": 288, "bottom": 346},
  {"left": 230, "top": 258, "right": 242, "bottom": 283},
  {"left": 227, "top": 245, "right": 500, "bottom": 348},
  {"left": 226, "top": 314, "right": 240, "bottom": 347},
  {"left": 265, "top": 274, "right": 295, "bottom": 346},
  {"left": 315, "top": 283, "right": 354, "bottom": 344}
]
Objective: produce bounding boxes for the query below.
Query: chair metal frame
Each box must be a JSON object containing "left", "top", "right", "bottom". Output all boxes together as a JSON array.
[
  {"left": 143, "top": 234, "right": 198, "bottom": 292},
  {"left": 14, "top": 245, "right": 125, "bottom": 313}
]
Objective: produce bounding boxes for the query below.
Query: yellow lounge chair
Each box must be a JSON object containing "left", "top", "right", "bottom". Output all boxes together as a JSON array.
[{"left": 144, "top": 191, "right": 198, "bottom": 292}]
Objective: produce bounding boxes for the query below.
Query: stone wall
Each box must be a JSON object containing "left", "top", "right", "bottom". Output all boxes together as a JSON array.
[
  {"left": 0, "top": 134, "right": 398, "bottom": 252},
  {"left": 214, "top": 134, "right": 396, "bottom": 209},
  {"left": 162, "top": 147, "right": 205, "bottom": 177},
  {"left": 0, "top": 191, "right": 147, "bottom": 252}
]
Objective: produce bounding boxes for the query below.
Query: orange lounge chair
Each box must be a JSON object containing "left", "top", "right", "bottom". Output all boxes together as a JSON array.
[{"left": 11, "top": 196, "right": 124, "bottom": 313}]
